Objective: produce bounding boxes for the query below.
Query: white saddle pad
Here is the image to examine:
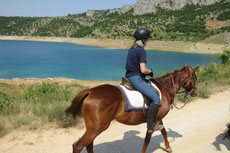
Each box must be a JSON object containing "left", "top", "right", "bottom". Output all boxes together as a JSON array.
[{"left": 117, "top": 81, "right": 162, "bottom": 111}]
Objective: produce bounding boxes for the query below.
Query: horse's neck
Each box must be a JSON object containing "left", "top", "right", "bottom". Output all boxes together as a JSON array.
[{"left": 156, "top": 72, "right": 186, "bottom": 95}]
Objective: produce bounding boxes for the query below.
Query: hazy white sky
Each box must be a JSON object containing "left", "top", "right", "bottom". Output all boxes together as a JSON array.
[{"left": 0, "top": 0, "right": 137, "bottom": 17}]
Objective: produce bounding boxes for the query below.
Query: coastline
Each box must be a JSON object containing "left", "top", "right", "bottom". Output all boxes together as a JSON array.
[
  {"left": 0, "top": 78, "right": 120, "bottom": 88},
  {"left": 0, "top": 36, "right": 229, "bottom": 54}
]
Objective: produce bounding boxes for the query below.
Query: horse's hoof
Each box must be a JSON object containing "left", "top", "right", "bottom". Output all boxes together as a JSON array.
[{"left": 165, "top": 147, "right": 172, "bottom": 153}]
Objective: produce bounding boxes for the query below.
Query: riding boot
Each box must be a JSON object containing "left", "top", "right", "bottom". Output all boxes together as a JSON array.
[{"left": 147, "top": 103, "right": 159, "bottom": 132}]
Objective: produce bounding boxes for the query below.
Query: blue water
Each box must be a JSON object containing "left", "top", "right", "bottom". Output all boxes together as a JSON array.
[{"left": 0, "top": 40, "right": 217, "bottom": 81}]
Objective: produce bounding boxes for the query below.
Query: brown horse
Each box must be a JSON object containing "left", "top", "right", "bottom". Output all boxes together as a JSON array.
[{"left": 65, "top": 65, "right": 200, "bottom": 153}]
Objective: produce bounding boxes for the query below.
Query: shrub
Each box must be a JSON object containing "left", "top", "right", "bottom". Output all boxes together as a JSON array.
[
  {"left": 0, "top": 92, "right": 19, "bottom": 115},
  {"left": 195, "top": 51, "right": 230, "bottom": 98},
  {"left": 196, "top": 62, "right": 219, "bottom": 83},
  {"left": 218, "top": 50, "right": 230, "bottom": 65},
  {"left": 23, "top": 82, "right": 73, "bottom": 102},
  {"left": 0, "top": 82, "right": 87, "bottom": 136}
]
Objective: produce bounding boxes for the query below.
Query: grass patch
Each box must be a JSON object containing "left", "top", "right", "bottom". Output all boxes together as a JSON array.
[
  {"left": 0, "top": 82, "right": 87, "bottom": 137},
  {"left": 201, "top": 32, "right": 230, "bottom": 44},
  {"left": 0, "top": 118, "right": 7, "bottom": 137}
]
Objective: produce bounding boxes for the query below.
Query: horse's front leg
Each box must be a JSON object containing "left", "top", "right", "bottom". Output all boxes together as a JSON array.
[
  {"left": 160, "top": 120, "right": 172, "bottom": 152},
  {"left": 86, "top": 141, "right": 94, "bottom": 153},
  {"left": 140, "top": 130, "right": 153, "bottom": 153}
]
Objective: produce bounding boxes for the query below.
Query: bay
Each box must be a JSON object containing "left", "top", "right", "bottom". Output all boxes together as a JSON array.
[{"left": 0, "top": 40, "right": 216, "bottom": 81}]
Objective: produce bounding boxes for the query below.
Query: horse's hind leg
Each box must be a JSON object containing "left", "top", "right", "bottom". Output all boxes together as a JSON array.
[
  {"left": 73, "top": 112, "right": 112, "bottom": 152},
  {"left": 160, "top": 120, "right": 172, "bottom": 152},
  {"left": 72, "top": 130, "right": 98, "bottom": 153}
]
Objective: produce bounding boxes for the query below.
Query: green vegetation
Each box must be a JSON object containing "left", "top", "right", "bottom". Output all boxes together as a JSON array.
[
  {"left": 196, "top": 63, "right": 230, "bottom": 98},
  {"left": 218, "top": 50, "right": 230, "bottom": 65},
  {"left": 0, "top": 82, "right": 88, "bottom": 137},
  {"left": 0, "top": 1, "right": 230, "bottom": 42},
  {"left": 217, "top": 10, "right": 230, "bottom": 21}
]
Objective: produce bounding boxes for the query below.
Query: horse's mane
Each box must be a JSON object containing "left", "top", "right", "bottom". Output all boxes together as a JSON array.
[{"left": 154, "top": 66, "right": 186, "bottom": 83}]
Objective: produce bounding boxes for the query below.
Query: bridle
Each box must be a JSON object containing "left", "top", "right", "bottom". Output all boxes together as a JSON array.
[
  {"left": 153, "top": 67, "right": 197, "bottom": 109},
  {"left": 182, "top": 67, "right": 197, "bottom": 96},
  {"left": 171, "top": 67, "right": 197, "bottom": 109}
]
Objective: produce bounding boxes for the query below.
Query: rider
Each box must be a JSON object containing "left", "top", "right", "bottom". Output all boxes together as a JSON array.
[{"left": 125, "top": 28, "right": 162, "bottom": 133}]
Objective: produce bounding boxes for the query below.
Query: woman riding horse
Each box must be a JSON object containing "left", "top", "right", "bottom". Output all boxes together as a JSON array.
[{"left": 125, "top": 28, "right": 162, "bottom": 133}]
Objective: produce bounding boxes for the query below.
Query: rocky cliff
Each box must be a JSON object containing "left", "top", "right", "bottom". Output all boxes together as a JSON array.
[
  {"left": 86, "top": 0, "right": 229, "bottom": 16},
  {"left": 133, "top": 0, "right": 229, "bottom": 15}
]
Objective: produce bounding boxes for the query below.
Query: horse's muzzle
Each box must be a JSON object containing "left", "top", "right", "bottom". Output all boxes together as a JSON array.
[
  {"left": 190, "top": 89, "right": 198, "bottom": 97},
  {"left": 191, "top": 92, "right": 197, "bottom": 97}
]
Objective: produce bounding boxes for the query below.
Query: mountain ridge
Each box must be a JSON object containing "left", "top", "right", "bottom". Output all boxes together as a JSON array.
[{"left": 86, "top": 0, "right": 230, "bottom": 16}]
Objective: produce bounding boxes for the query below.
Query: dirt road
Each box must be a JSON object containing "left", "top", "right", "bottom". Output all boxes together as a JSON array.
[{"left": 0, "top": 90, "right": 229, "bottom": 153}]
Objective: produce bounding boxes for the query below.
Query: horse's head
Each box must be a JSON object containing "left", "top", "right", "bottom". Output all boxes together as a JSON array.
[{"left": 182, "top": 65, "right": 200, "bottom": 97}]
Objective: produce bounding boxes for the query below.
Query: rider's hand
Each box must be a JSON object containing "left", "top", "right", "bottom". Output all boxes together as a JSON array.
[{"left": 147, "top": 69, "right": 153, "bottom": 77}]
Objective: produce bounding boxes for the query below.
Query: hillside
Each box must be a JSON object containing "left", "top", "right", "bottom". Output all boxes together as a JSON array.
[{"left": 0, "top": 1, "right": 230, "bottom": 42}]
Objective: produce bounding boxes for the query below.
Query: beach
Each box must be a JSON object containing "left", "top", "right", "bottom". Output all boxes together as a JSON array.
[{"left": 0, "top": 36, "right": 229, "bottom": 54}]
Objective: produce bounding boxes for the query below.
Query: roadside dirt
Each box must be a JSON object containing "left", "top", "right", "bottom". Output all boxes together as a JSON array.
[{"left": 0, "top": 89, "right": 229, "bottom": 153}]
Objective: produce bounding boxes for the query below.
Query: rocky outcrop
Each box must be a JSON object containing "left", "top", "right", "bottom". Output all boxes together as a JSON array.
[
  {"left": 86, "top": 5, "right": 135, "bottom": 17},
  {"left": 109, "top": 9, "right": 121, "bottom": 14},
  {"left": 86, "top": 0, "right": 229, "bottom": 16},
  {"left": 120, "top": 4, "right": 135, "bottom": 14},
  {"left": 133, "top": 0, "right": 229, "bottom": 15},
  {"left": 86, "top": 10, "right": 95, "bottom": 17}
]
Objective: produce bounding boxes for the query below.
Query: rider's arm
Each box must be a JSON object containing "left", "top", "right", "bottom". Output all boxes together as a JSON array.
[{"left": 140, "top": 62, "right": 152, "bottom": 74}]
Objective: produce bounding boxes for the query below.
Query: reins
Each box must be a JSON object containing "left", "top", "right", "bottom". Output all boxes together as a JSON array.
[
  {"left": 170, "top": 74, "right": 189, "bottom": 109},
  {"left": 151, "top": 67, "right": 194, "bottom": 110}
]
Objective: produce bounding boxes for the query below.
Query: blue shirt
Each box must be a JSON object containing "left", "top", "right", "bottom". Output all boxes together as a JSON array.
[{"left": 125, "top": 47, "right": 147, "bottom": 78}]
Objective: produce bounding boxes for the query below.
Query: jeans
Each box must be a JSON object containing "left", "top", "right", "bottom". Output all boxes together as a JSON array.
[{"left": 127, "top": 75, "right": 161, "bottom": 106}]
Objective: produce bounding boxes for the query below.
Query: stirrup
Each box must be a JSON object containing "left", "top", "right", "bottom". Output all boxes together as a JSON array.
[
  {"left": 147, "top": 124, "right": 164, "bottom": 133},
  {"left": 154, "top": 124, "right": 164, "bottom": 131}
]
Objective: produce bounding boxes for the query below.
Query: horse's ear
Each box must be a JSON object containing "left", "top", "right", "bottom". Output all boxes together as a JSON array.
[{"left": 193, "top": 66, "right": 200, "bottom": 71}]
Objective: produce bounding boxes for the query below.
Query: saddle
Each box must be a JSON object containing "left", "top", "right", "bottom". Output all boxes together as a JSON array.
[
  {"left": 120, "top": 77, "right": 160, "bottom": 95},
  {"left": 118, "top": 77, "right": 162, "bottom": 111},
  {"left": 120, "top": 77, "right": 136, "bottom": 90}
]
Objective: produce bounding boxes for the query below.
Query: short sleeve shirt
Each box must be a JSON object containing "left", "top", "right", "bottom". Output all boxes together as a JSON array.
[{"left": 125, "top": 47, "right": 147, "bottom": 78}]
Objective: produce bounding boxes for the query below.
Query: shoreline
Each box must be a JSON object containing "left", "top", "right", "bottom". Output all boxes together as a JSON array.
[
  {"left": 0, "top": 78, "right": 120, "bottom": 88},
  {"left": 0, "top": 36, "right": 229, "bottom": 54}
]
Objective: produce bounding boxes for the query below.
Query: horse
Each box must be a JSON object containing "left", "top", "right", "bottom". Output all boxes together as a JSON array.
[{"left": 65, "top": 65, "right": 200, "bottom": 153}]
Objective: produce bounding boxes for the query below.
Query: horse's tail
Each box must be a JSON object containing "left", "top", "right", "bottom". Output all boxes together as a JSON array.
[
  {"left": 223, "top": 123, "right": 230, "bottom": 140},
  {"left": 65, "top": 89, "right": 90, "bottom": 119}
]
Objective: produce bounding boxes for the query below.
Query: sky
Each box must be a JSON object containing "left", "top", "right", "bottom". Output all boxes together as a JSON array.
[{"left": 0, "top": 0, "right": 137, "bottom": 17}]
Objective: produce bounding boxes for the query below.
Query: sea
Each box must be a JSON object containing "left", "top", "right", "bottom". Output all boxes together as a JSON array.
[{"left": 0, "top": 40, "right": 217, "bottom": 81}]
